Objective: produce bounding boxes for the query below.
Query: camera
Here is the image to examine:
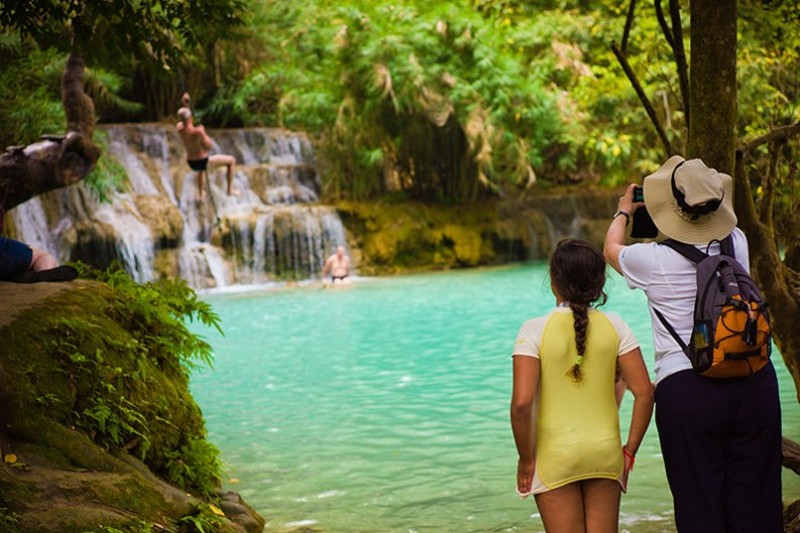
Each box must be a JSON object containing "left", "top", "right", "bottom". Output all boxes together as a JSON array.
[{"left": 630, "top": 184, "right": 658, "bottom": 238}]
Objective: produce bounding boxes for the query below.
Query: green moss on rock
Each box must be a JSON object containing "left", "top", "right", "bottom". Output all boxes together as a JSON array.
[
  {"left": 0, "top": 274, "right": 264, "bottom": 532},
  {"left": 335, "top": 190, "right": 619, "bottom": 276}
]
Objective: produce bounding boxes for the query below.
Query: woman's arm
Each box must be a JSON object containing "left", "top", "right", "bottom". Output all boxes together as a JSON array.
[
  {"left": 510, "top": 355, "right": 540, "bottom": 494},
  {"left": 604, "top": 183, "right": 640, "bottom": 274},
  {"left": 617, "top": 348, "right": 654, "bottom": 485}
]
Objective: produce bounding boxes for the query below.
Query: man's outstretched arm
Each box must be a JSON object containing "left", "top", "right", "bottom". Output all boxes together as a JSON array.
[{"left": 604, "top": 183, "right": 639, "bottom": 275}]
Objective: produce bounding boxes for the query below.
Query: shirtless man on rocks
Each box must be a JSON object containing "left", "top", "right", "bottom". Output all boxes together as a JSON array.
[{"left": 176, "top": 93, "right": 238, "bottom": 201}]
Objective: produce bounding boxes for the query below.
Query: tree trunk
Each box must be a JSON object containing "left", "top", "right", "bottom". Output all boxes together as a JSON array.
[
  {"left": 735, "top": 144, "right": 800, "bottom": 401},
  {"left": 687, "top": 0, "right": 737, "bottom": 174},
  {"left": 0, "top": 52, "right": 101, "bottom": 225}
]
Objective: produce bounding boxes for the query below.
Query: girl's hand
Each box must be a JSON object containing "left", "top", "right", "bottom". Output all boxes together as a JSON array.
[
  {"left": 516, "top": 458, "right": 535, "bottom": 497},
  {"left": 621, "top": 446, "right": 635, "bottom": 493}
]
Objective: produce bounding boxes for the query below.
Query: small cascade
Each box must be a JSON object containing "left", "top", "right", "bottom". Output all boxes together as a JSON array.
[{"left": 7, "top": 124, "right": 350, "bottom": 290}]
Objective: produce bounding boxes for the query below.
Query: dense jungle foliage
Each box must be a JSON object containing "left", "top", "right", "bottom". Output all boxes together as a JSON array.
[{"left": 1, "top": 1, "right": 798, "bottom": 216}]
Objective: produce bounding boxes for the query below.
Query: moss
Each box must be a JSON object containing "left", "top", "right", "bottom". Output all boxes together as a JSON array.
[
  {"left": 0, "top": 272, "right": 227, "bottom": 529},
  {"left": 334, "top": 189, "right": 622, "bottom": 275},
  {"left": 336, "top": 199, "right": 532, "bottom": 274}
]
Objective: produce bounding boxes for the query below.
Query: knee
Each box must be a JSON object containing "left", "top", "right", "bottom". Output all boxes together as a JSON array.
[{"left": 31, "top": 248, "right": 58, "bottom": 271}]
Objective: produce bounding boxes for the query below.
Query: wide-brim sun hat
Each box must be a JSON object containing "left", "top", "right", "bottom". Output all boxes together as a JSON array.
[{"left": 642, "top": 155, "right": 737, "bottom": 245}]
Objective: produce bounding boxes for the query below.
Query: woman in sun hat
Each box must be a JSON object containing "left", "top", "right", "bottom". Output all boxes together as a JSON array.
[{"left": 603, "top": 156, "right": 782, "bottom": 532}]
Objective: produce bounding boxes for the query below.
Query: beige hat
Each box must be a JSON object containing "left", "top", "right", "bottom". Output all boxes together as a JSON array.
[{"left": 642, "top": 155, "right": 737, "bottom": 244}]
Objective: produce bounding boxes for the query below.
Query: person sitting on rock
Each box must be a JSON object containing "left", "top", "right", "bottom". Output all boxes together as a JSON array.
[{"left": 0, "top": 236, "right": 78, "bottom": 283}]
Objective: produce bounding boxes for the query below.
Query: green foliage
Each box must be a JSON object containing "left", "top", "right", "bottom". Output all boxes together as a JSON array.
[
  {"left": 3, "top": 0, "right": 798, "bottom": 210},
  {"left": 0, "top": 35, "right": 65, "bottom": 147},
  {"left": 0, "top": 506, "right": 21, "bottom": 533},
  {"left": 8, "top": 263, "right": 226, "bottom": 498},
  {"left": 178, "top": 507, "right": 226, "bottom": 533},
  {"left": 78, "top": 262, "right": 223, "bottom": 372},
  {"left": 206, "top": 0, "right": 686, "bottom": 200},
  {"left": 83, "top": 130, "right": 128, "bottom": 203},
  {"left": 165, "top": 439, "right": 225, "bottom": 500},
  {"left": 80, "top": 522, "right": 156, "bottom": 533},
  {"left": 0, "top": 0, "right": 247, "bottom": 73}
]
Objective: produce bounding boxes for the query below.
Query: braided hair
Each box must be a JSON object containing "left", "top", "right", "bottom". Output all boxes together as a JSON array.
[{"left": 549, "top": 239, "right": 608, "bottom": 382}]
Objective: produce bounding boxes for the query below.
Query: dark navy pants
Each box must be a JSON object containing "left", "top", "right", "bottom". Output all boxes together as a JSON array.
[{"left": 655, "top": 363, "right": 783, "bottom": 533}]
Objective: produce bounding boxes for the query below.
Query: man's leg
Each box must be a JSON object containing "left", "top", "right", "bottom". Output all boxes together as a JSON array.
[
  {"left": 197, "top": 170, "right": 206, "bottom": 201},
  {"left": 209, "top": 154, "right": 237, "bottom": 196},
  {"left": 29, "top": 247, "right": 58, "bottom": 271},
  {"left": 725, "top": 363, "right": 783, "bottom": 532},
  {"left": 655, "top": 370, "right": 727, "bottom": 533}
]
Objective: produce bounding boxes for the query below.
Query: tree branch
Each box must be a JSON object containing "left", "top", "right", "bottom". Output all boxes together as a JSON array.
[
  {"left": 654, "top": 0, "right": 674, "bottom": 50},
  {"left": 784, "top": 437, "right": 800, "bottom": 477},
  {"left": 610, "top": 42, "right": 676, "bottom": 156},
  {"left": 669, "top": 0, "right": 690, "bottom": 129},
  {"left": 738, "top": 121, "right": 800, "bottom": 154},
  {"left": 757, "top": 144, "right": 779, "bottom": 228},
  {"left": 621, "top": 0, "right": 638, "bottom": 54},
  {"left": 0, "top": 52, "right": 101, "bottom": 218}
]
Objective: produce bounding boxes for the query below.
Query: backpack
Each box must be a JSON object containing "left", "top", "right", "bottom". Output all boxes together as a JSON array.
[{"left": 652, "top": 236, "right": 771, "bottom": 378}]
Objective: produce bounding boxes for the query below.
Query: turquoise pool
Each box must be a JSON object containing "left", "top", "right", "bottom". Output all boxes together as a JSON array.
[{"left": 191, "top": 263, "right": 800, "bottom": 532}]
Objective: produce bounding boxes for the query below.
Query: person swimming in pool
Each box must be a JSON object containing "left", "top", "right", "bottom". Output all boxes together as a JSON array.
[
  {"left": 322, "top": 246, "right": 351, "bottom": 285},
  {"left": 176, "top": 93, "right": 238, "bottom": 201}
]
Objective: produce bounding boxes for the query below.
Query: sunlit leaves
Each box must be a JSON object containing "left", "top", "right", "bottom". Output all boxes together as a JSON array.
[{"left": 0, "top": 0, "right": 247, "bottom": 72}]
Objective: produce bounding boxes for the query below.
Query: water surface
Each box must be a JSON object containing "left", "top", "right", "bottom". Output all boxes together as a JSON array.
[{"left": 191, "top": 263, "right": 799, "bottom": 532}]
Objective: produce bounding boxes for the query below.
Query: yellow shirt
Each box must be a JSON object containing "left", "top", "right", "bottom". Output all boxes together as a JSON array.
[{"left": 514, "top": 308, "right": 636, "bottom": 492}]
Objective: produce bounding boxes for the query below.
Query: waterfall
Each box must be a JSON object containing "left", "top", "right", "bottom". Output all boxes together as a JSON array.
[{"left": 7, "top": 124, "right": 350, "bottom": 290}]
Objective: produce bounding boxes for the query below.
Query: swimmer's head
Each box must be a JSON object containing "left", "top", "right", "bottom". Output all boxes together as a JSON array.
[{"left": 177, "top": 107, "right": 192, "bottom": 123}]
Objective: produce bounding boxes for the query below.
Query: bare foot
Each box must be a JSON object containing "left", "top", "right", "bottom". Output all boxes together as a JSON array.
[{"left": 227, "top": 188, "right": 240, "bottom": 197}]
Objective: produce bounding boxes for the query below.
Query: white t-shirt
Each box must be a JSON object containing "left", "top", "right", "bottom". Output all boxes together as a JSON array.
[
  {"left": 514, "top": 307, "right": 639, "bottom": 359},
  {"left": 618, "top": 227, "right": 750, "bottom": 384}
]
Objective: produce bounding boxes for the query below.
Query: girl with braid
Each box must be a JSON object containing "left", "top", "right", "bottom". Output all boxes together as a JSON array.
[{"left": 510, "top": 239, "right": 653, "bottom": 532}]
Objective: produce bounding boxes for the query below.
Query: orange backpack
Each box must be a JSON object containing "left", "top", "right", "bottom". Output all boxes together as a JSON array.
[{"left": 653, "top": 237, "right": 771, "bottom": 378}]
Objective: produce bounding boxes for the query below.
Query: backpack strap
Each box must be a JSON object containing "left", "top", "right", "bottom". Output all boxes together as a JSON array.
[
  {"left": 660, "top": 235, "right": 735, "bottom": 262},
  {"left": 719, "top": 235, "right": 735, "bottom": 257},
  {"left": 652, "top": 307, "right": 688, "bottom": 352},
  {"left": 653, "top": 234, "right": 736, "bottom": 354},
  {"left": 659, "top": 239, "right": 707, "bottom": 263}
]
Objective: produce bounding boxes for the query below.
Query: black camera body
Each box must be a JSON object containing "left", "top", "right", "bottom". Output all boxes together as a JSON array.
[{"left": 630, "top": 184, "right": 659, "bottom": 238}]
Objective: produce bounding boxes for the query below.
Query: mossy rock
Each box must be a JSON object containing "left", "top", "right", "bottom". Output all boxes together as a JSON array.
[
  {"left": 0, "top": 279, "right": 264, "bottom": 532},
  {"left": 336, "top": 199, "right": 534, "bottom": 275}
]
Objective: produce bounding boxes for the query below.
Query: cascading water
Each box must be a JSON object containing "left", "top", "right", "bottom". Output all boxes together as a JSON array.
[{"left": 7, "top": 124, "right": 350, "bottom": 290}]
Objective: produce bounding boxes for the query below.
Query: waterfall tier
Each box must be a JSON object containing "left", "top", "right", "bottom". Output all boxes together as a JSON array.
[{"left": 8, "top": 124, "right": 348, "bottom": 290}]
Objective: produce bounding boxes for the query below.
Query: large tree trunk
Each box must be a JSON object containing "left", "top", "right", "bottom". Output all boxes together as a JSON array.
[
  {"left": 687, "top": 0, "right": 737, "bottom": 174},
  {"left": 0, "top": 52, "right": 101, "bottom": 225}
]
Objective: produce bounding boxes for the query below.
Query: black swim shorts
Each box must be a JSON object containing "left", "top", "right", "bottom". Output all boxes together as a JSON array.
[
  {"left": 0, "top": 236, "right": 33, "bottom": 280},
  {"left": 188, "top": 157, "right": 209, "bottom": 172}
]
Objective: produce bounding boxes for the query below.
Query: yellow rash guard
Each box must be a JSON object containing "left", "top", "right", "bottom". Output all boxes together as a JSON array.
[{"left": 514, "top": 308, "right": 634, "bottom": 492}]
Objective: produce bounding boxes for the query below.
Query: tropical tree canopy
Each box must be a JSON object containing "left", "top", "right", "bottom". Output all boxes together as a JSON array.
[{"left": 0, "top": 0, "right": 797, "bottom": 208}]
